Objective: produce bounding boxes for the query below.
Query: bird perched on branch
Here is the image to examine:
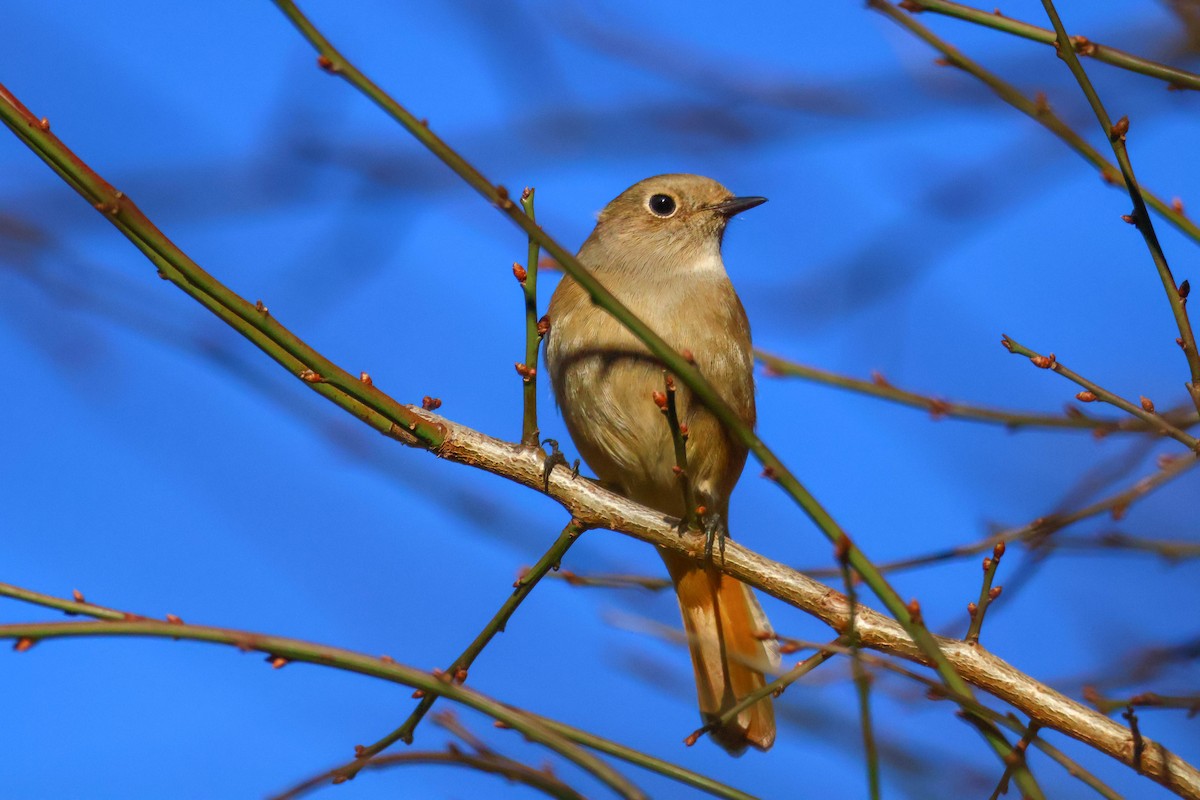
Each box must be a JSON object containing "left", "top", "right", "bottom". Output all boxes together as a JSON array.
[{"left": 546, "top": 174, "right": 777, "bottom": 754}]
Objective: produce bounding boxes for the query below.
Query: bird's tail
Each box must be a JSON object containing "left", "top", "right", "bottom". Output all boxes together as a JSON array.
[{"left": 660, "top": 549, "right": 778, "bottom": 755}]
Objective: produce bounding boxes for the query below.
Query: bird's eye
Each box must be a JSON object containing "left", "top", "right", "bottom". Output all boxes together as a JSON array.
[{"left": 647, "top": 194, "right": 677, "bottom": 217}]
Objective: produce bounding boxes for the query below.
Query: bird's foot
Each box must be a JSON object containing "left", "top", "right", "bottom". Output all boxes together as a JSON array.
[
  {"left": 540, "top": 438, "right": 580, "bottom": 491},
  {"left": 698, "top": 503, "right": 727, "bottom": 561}
]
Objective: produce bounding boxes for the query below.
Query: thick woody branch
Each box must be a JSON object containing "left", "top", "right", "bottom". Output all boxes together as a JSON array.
[{"left": 430, "top": 414, "right": 1200, "bottom": 798}]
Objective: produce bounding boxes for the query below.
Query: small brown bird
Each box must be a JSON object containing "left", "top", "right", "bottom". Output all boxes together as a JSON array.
[{"left": 546, "top": 174, "right": 777, "bottom": 754}]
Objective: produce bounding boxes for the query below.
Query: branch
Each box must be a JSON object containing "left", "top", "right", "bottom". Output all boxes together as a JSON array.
[
  {"left": 271, "top": 748, "right": 587, "bottom": 800},
  {"left": 0, "top": 586, "right": 644, "bottom": 800},
  {"left": 902, "top": 0, "right": 1200, "bottom": 91},
  {"left": 756, "top": 349, "right": 1199, "bottom": 434},
  {"left": 1084, "top": 687, "right": 1200, "bottom": 717},
  {"left": 766, "top": 637, "right": 1122, "bottom": 800},
  {"left": 1040, "top": 0, "right": 1200, "bottom": 412},
  {"left": 803, "top": 451, "right": 1199, "bottom": 576},
  {"left": 339, "top": 520, "right": 586, "bottom": 781},
  {"left": 1002, "top": 337, "right": 1200, "bottom": 451},
  {"left": 517, "top": 187, "right": 542, "bottom": 446},
  {"left": 868, "top": 0, "right": 1200, "bottom": 246}
]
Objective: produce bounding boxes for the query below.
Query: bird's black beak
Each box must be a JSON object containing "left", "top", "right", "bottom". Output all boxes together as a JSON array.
[{"left": 710, "top": 196, "right": 768, "bottom": 218}]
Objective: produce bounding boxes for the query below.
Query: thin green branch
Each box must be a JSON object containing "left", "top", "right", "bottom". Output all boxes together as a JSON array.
[
  {"left": 1039, "top": 0, "right": 1200, "bottom": 413},
  {"left": 839, "top": 538, "right": 881, "bottom": 800},
  {"left": 0, "top": 84, "right": 446, "bottom": 453},
  {"left": 685, "top": 637, "right": 843, "bottom": 747},
  {"left": 548, "top": 571, "right": 673, "bottom": 591},
  {"left": 965, "top": 542, "right": 1005, "bottom": 645},
  {"left": 903, "top": 0, "right": 1200, "bottom": 91},
  {"left": 337, "top": 520, "right": 587, "bottom": 782},
  {"left": 518, "top": 187, "right": 542, "bottom": 446},
  {"left": 528, "top": 716, "right": 758, "bottom": 800},
  {"left": 0, "top": 595, "right": 644, "bottom": 800},
  {"left": 772, "top": 637, "right": 1120, "bottom": 800},
  {"left": 1084, "top": 687, "right": 1200, "bottom": 717},
  {"left": 271, "top": 748, "right": 587, "bottom": 800},
  {"left": 1002, "top": 336, "right": 1200, "bottom": 452},
  {"left": 756, "top": 349, "right": 1199, "bottom": 433},
  {"left": 868, "top": 0, "right": 1200, "bottom": 246},
  {"left": 803, "top": 449, "right": 1199, "bottom": 577},
  {"left": 1052, "top": 532, "right": 1200, "bottom": 562},
  {"left": 266, "top": 3, "right": 1011, "bottom": 772},
  {"left": 656, "top": 373, "right": 699, "bottom": 532}
]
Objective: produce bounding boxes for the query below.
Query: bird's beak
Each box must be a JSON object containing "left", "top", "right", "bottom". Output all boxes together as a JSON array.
[{"left": 710, "top": 196, "right": 768, "bottom": 218}]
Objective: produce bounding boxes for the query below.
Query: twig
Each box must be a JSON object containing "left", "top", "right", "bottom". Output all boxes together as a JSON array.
[
  {"left": 966, "top": 542, "right": 1005, "bottom": 645},
  {"left": 757, "top": 349, "right": 1199, "bottom": 434},
  {"left": 684, "top": 637, "right": 842, "bottom": 747},
  {"left": 770, "top": 637, "right": 1121, "bottom": 800},
  {"left": 1124, "top": 705, "right": 1147, "bottom": 774},
  {"left": 518, "top": 187, "right": 541, "bottom": 446},
  {"left": 1039, "top": 0, "right": 1200, "bottom": 414},
  {"left": 547, "top": 570, "right": 673, "bottom": 591},
  {"left": 988, "top": 722, "right": 1042, "bottom": 800},
  {"left": 527, "top": 715, "right": 758, "bottom": 800},
  {"left": 655, "top": 373, "right": 699, "bottom": 532},
  {"left": 335, "top": 520, "right": 587, "bottom": 783},
  {"left": 840, "top": 537, "right": 881, "bottom": 800},
  {"left": 801, "top": 449, "right": 1198, "bottom": 578},
  {"left": 867, "top": 0, "right": 1200, "bottom": 246},
  {"left": 0, "top": 586, "right": 644, "bottom": 800},
  {"left": 1001, "top": 336, "right": 1200, "bottom": 451},
  {"left": 0, "top": 84, "right": 447, "bottom": 453},
  {"left": 1050, "top": 532, "right": 1200, "bottom": 562},
  {"left": 1085, "top": 687, "right": 1200, "bottom": 717},
  {"left": 270, "top": 748, "right": 587, "bottom": 800},
  {"left": 902, "top": 0, "right": 1200, "bottom": 91}
]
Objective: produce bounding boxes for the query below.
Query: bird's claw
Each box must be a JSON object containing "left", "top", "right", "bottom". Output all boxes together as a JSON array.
[
  {"left": 540, "top": 438, "right": 580, "bottom": 491},
  {"left": 696, "top": 498, "right": 727, "bottom": 561}
]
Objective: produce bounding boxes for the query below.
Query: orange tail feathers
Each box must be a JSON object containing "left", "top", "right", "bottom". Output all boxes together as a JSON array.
[{"left": 660, "top": 550, "right": 778, "bottom": 755}]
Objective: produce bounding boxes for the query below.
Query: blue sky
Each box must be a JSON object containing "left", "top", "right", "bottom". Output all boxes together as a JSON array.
[{"left": 2, "top": 2, "right": 1198, "bottom": 798}]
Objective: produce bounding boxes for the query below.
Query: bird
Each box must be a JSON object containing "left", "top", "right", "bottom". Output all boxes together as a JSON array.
[{"left": 545, "top": 173, "right": 777, "bottom": 754}]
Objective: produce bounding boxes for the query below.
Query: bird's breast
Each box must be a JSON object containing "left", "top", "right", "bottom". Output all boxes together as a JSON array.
[{"left": 546, "top": 271, "right": 755, "bottom": 513}]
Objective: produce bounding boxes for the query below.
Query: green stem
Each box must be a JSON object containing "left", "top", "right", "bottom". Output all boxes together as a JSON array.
[
  {"left": 782, "top": 637, "right": 1118, "bottom": 799},
  {"left": 339, "top": 521, "right": 586, "bottom": 781},
  {"left": 271, "top": 749, "right": 588, "bottom": 800},
  {"left": 660, "top": 373, "right": 698, "bottom": 531},
  {"left": 689, "top": 638, "right": 842, "bottom": 745},
  {"left": 520, "top": 187, "right": 541, "bottom": 446},
  {"left": 756, "top": 349, "right": 1198, "bottom": 433},
  {"left": 840, "top": 550, "right": 880, "bottom": 800},
  {"left": 868, "top": 0, "right": 1200, "bottom": 247},
  {"left": 0, "top": 84, "right": 446, "bottom": 452},
  {"left": 1038, "top": 0, "right": 1200, "bottom": 413},
  {"left": 531, "top": 716, "right": 758, "bottom": 800},
  {"left": 1002, "top": 336, "right": 1200, "bottom": 451},
  {"left": 0, "top": 615, "right": 644, "bottom": 800},
  {"left": 905, "top": 0, "right": 1200, "bottom": 90},
  {"left": 965, "top": 542, "right": 1005, "bottom": 644}
]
